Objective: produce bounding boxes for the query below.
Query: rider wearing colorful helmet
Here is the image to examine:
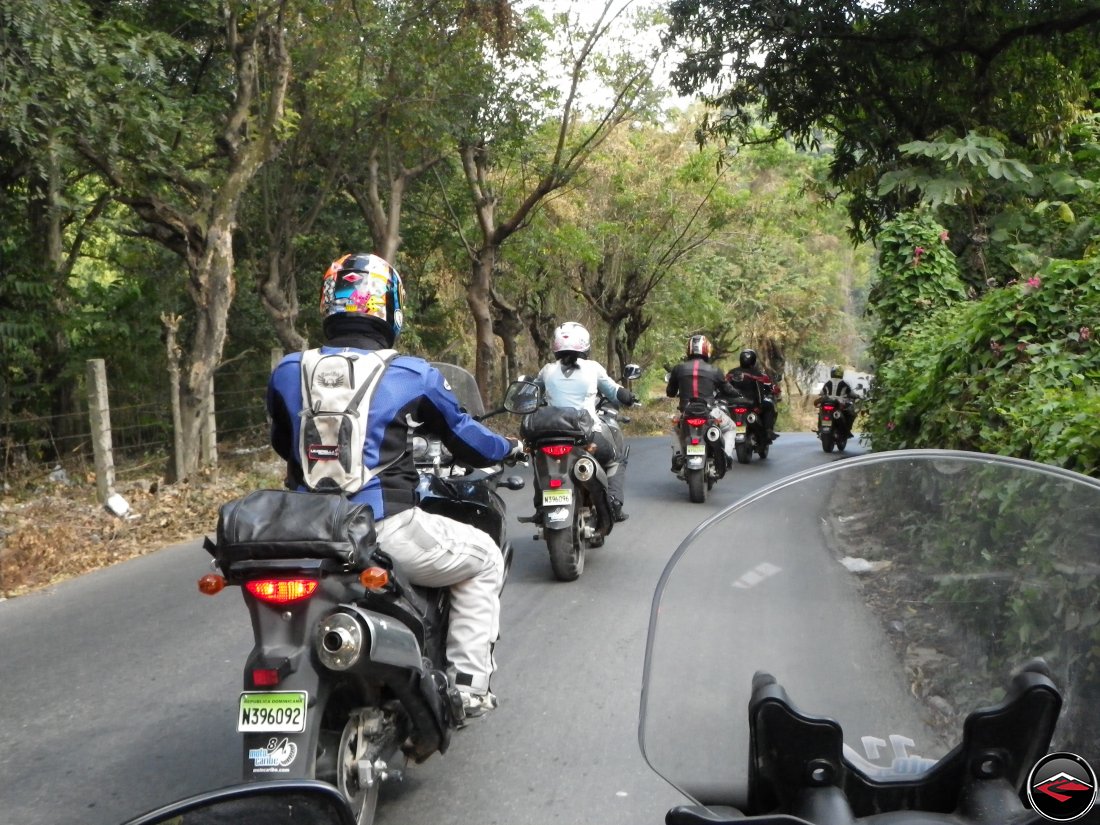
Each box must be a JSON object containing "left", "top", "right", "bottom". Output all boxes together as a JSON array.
[
  {"left": 534, "top": 321, "right": 636, "bottom": 521},
  {"left": 267, "top": 252, "right": 523, "bottom": 717},
  {"left": 320, "top": 252, "right": 405, "bottom": 345}
]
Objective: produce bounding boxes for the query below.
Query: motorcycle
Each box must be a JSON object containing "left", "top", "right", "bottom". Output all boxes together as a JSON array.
[
  {"left": 674, "top": 399, "right": 728, "bottom": 503},
  {"left": 817, "top": 394, "right": 855, "bottom": 453},
  {"left": 197, "top": 364, "right": 527, "bottom": 825},
  {"left": 641, "top": 450, "right": 1100, "bottom": 824},
  {"left": 728, "top": 394, "right": 770, "bottom": 464},
  {"left": 518, "top": 364, "right": 641, "bottom": 582}
]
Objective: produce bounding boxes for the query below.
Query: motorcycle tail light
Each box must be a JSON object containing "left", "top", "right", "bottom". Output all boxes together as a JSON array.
[
  {"left": 822, "top": 404, "right": 835, "bottom": 412},
  {"left": 245, "top": 578, "right": 319, "bottom": 605},
  {"left": 690, "top": 437, "right": 700, "bottom": 445},
  {"left": 540, "top": 444, "right": 572, "bottom": 457},
  {"left": 549, "top": 478, "right": 563, "bottom": 489},
  {"left": 359, "top": 567, "right": 390, "bottom": 591},
  {"left": 198, "top": 574, "right": 226, "bottom": 595},
  {"left": 733, "top": 407, "right": 748, "bottom": 415},
  {"left": 685, "top": 417, "right": 708, "bottom": 427},
  {"left": 252, "top": 668, "right": 281, "bottom": 687}
]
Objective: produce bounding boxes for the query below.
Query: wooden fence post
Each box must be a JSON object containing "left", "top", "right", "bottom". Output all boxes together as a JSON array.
[
  {"left": 86, "top": 359, "right": 116, "bottom": 504},
  {"left": 201, "top": 374, "right": 217, "bottom": 471},
  {"left": 162, "top": 314, "right": 185, "bottom": 481}
]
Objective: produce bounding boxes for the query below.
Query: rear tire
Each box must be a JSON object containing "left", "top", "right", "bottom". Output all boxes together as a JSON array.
[
  {"left": 735, "top": 442, "right": 752, "bottom": 464},
  {"left": 687, "top": 467, "right": 706, "bottom": 503},
  {"left": 835, "top": 432, "right": 848, "bottom": 452},
  {"left": 547, "top": 507, "right": 585, "bottom": 581},
  {"left": 756, "top": 437, "right": 769, "bottom": 460},
  {"left": 821, "top": 431, "right": 836, "bottom": 453}
]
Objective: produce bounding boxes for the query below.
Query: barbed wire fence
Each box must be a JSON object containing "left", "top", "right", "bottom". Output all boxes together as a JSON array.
[{"left": 1, "top": 352, "right": 281, "bottom": 497}]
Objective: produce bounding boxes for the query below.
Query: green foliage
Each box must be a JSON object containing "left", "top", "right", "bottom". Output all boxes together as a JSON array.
[
  {"left": 664, "top": 0, "right": 1100, "bottom": 240},
  {"left": 865, "top": 255, "right": 1100, "bottom": 475},
  {"left": 867, "top": 211, "right": 968, "bottom": 365}
]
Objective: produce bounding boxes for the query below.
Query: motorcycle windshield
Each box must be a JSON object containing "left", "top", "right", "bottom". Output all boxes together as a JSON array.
[
  {"left": 640, "top": 450, "right": 1100, "bottom": 805},
  {"left": 430, "top": 362, "right": 485, "bottom": 418}
]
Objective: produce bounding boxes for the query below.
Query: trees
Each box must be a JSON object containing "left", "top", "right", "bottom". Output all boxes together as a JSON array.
[
  {"left": 448, "top": 0, "right": 658, "bottom": 402},
  {"left": 73, "top": 0, "right": 292, "bottom": 478},
  {"left": 664, "top": 0, "right": 1100, "bottom": 240}
]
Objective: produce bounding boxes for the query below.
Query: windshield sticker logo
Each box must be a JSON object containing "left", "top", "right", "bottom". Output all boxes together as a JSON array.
[
  {"left": 1027, "top": 752, "right": 1097, "bottom": 822},
  {"left": 248, "top": 737, "right": 298, "bottom": 773}
]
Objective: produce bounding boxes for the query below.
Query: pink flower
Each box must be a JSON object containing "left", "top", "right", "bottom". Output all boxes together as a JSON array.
[
  {"left": 886, "top": 421, "right": 896, "bottom": 431},
  {"left": 1026, "top": 276, "right": 1041, "bottom": 288},
  {"left": 1081, "top": 326, "right": 1092, "bottom": 342},
  {"left": 939, "top": 230, "right": 949, "bottom": 242}
]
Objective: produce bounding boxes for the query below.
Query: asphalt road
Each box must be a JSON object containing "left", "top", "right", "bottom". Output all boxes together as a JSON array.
[{"left": 0, "top": 432, "right": 867, "bottom": 825}]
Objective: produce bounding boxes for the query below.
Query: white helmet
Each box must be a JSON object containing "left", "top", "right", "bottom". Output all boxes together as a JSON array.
[{"left": 552, "top": 321, "right": 591, "bottom": 358}]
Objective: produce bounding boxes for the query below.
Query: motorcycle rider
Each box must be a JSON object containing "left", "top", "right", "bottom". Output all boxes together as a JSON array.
[
  {"left": 814, "top": 364, "right": 857, "bottom": 433},
  {"left": 531, "top": 321, "right": 637, "bottom": 522},
  {"left": 665, "top": 334, "right": 738, "bottom": 470},
  {"left": 266, "top": 252, "right": 524, "bottom": 719},
  {"left": 726, "top": 349, "right": 780, "bottom": 442}
]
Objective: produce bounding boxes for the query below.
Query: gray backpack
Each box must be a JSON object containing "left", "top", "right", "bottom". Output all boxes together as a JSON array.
[{"left": 298, "top": 348, "right": 398, "bottom": 492}]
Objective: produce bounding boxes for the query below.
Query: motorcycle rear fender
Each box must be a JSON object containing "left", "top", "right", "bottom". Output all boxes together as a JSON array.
[{"left": 686, "top": 456, "right": 705, "bottom": 470}]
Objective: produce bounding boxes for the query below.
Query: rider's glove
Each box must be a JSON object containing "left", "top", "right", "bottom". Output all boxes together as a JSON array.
[
  {"left": 503, "top": 437, "right": 526, "bottom": 465},
  {"left": 616, "top": 387, "right": 639, "bottom": 406}
]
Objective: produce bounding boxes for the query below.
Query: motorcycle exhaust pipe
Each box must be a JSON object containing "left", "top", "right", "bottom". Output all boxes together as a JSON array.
[
  {"left": 705, "top": 426, "right": 722, "bottom": 443},
  {"left": 746, "top": 412, "right": 758, "bottom": 424},
  {"left": 571, "top": 457, "right": 614, "bottom": 528},
  {"left": 573, "top": 455, "right": 596, "bottom": 483},
  {"left": 315, "top": 605, "right": 423, "bottom": 673}
]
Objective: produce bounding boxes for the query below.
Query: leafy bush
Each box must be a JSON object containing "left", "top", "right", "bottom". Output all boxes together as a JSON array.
[{"left": 865, "top": 255, "right": 1100, "bottom": 475}]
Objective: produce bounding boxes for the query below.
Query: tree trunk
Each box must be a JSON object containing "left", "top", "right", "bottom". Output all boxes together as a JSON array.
[{"left": 467, "top": 251, "right": 497, "bottom": 407}]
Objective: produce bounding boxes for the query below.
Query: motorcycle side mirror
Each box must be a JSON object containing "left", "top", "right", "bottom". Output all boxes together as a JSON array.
[
  {"left": 501, "top": 475, "right": 525, "bottom": 491},
  {"left": 503, "top": 380, "right": 541, "bottom": 415},
  {"left": 622, "top": 363, "right": 643, "bottom": 381},
  {"left": 122, "top": 780, "right": 357, "bottom": 825}
]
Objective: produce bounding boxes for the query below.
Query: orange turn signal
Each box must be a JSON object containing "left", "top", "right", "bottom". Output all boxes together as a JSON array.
[
  {"left": 360, "top": 567, "right": 390, "bottom": 591},
  {"left": 198, "top": 574, "right": 226, "bottom": 595}
]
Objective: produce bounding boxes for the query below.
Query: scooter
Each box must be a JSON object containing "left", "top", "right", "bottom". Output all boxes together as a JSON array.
[
  {"left": 641, "top": 450, "right": 1100, "bottom": 824},
  {"left": 517, "top": 365, "right": 640, "bottom": 582},
  {"left": 197, "top": 364, "right": 527, "bottom": 825}
]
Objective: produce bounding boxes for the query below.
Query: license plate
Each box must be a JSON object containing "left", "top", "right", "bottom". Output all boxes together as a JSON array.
[
  {"left": 734, "top": 422, "right": 745, "bottom": 431},
  {"left": 542, "top": 489, "right": 572, "bottom": 506},
  {"left": 238, "top": 692, "right": 307, "bottom": 733},
  {"left": 685, "top": 443, "right": 706, "bottom": 455},
  {"left": 820, "top": 422, "right": 832, "bottom": 431}
]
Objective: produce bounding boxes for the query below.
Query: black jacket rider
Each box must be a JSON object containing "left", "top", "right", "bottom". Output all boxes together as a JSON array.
[{"left": 666, "top": 358, "right": 737, "bottom": 410}]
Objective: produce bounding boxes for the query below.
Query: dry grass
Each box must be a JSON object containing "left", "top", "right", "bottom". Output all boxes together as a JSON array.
[{"left": 0, "top": 451, "right": 283, "bottom": 599}]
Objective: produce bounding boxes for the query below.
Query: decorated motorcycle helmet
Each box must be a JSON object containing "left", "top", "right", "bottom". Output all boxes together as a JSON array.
[
  {"left": 320, "top": 253, "right": 405, "bottom": 341},
  {"left": 831, "top": 365, "right": 844, "bottom": 379},
  {"left": 739, "top": 349, "right": 758, "bottom": 369},
  {"left": 552, "top": 322, "right": 591, "bottom": 359},
  {"left": 686, "top": 334, "right": 713, "bottom": 361}
]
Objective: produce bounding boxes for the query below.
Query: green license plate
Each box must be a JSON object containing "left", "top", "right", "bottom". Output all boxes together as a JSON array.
[
  {"left": 542, "top": 489, "right": 573, "bottom": 506},
  {"left": 238, "top": 691, "right": 307, "bottom": 733}
]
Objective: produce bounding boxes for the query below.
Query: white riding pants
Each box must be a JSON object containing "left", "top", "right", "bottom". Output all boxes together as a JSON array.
[{"left": 377, "top": 507, "right": 504, "bottom": 694}]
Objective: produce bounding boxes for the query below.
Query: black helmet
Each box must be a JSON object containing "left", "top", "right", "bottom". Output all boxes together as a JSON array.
[
  {"left": 739, "top": 349, "right": 757, "bottom": 369},
  {"left": 831, "top": 365, "right": 844, "bottom": 379}
]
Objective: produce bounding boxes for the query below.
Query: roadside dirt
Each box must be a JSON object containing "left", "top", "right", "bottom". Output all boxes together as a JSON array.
[{"left": 0, "top": 450, "right": 283, "bottom": 599}]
